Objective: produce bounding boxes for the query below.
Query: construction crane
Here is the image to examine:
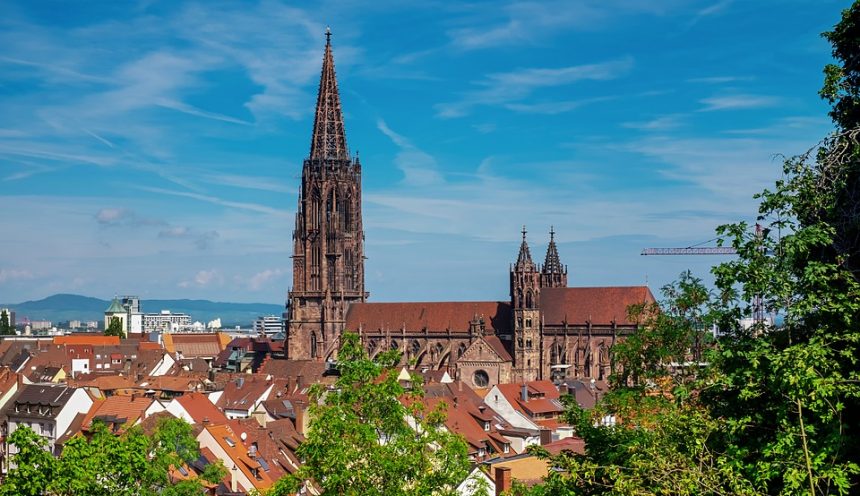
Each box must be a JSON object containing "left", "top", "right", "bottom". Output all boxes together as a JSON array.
[
  {"left": 641, "top": 247, "right": 736, "bottom": 256},
  {"left": 640, "top": 224, "right": 767, "bottom": 324}
]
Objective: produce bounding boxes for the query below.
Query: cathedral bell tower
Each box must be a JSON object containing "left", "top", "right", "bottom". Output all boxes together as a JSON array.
[
  {"left": 286, "top": 29, "right": 366, "bottom": 360},
  {"left": 511, "top": 227, "right": 541, "bottom": 381}
]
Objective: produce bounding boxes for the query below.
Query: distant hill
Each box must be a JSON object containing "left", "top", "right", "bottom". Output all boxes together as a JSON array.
[{"left": 1, "top": 293, "right": 283, "bottom": 328}]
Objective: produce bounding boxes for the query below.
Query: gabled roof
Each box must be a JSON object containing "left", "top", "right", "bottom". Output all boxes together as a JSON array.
[
  {"left": 54, "top": 335, "right": 121, "bottom": 346},
  {"left": 483, "top": 336, "right": 513, "bottom": 362},
  {"left": 163, "top": 332, "right": 229, "bottom": 358},
  {"left": 345, "top": 301, "right": 512, "bottom": 334},
  {"left": 175, "top": 391, "right": 228, "bottom": 426},
  {"left": 495, "top": 381, "right": 565, "bottom": 420},
  {"left": 217, "top": 376, "right": 272, "bottom": 412},
  {"left": 83, "top": 395, "right": 154, "bottom": 432},
  {"left": 6, "top": 384, "right": 77, "bottom": 419},
  {"left": 201, "top": 423, "right": 277, "bottom": 491},
  {"left": 540, "top": 286, "right": 655, "bottom": 326}
]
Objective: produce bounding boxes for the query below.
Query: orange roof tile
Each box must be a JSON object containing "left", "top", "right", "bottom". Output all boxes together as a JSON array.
[
  {"left": 175, "top": 392, "right": 228, "bottom": 425},
  {"left": 82, "top": 395, "right": 154, "bottom": 432}
]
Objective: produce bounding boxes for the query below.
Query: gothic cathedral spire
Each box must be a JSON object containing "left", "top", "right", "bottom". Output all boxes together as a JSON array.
[
  {"left": 541, "top": 226, "right": 567, "bottom": 288},
  {"left": 286, "top": 29, "right": 366, "bottom": 360},
  {"left": 309, "top": 27, "right": 349, "bottom": 162},
  {"left": 510, "top": 226, "right": 541, "bottom": 381}
]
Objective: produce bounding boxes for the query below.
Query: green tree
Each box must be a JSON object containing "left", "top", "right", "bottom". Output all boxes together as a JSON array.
[
  {"left": 613, "top": 270, "right": 715, "bottom": 388},
  {"left": 0, "top": 309, "right": 13, "bottom": 335},
  {"left": 0, "top": 426, "right": 58, "bottom": 496},
  {"left": 511, "top": 395, "right": 758, "bottom": 496},
  {"left": 819, "top": 0, "right": 860, "bottom": 275},
  {"left": 104, "top": 316, "right": 125, "bottom": 338},
  {"left": 1, "top": 418, "right": 223, "bottom": 496},
  {"left": 267, "top": 332, "right": 471, "bottom": 496}
]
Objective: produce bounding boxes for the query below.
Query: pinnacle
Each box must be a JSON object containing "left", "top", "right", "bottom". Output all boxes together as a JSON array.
[
  {"left": 543, "top": 226, "right": 563, "bottom": 274},
  {"left": 309, "top": 29, "right": 349, "bottom": 161},
  {"left": 516, "top": 226, "right": 535, "bottom": 269}
]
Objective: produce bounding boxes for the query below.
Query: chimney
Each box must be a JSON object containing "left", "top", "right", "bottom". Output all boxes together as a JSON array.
[
  {"left": 231, "top": 465, "right": 239, "bottom": 493},
  {"left": 495, "top": 466, "right": 512, "bottom": 496},
  {"left": 521, "top": 383, "right": 528, "bottom": 402},
  {"left": 539, "top": 428, "right": 552, "bottom": 446}
]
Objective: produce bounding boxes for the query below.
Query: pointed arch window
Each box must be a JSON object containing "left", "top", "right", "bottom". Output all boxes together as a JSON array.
[{"left": 310, "top": 333, "right": 318, "bottom": 359}]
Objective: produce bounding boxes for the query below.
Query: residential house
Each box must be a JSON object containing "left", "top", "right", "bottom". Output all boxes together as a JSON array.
[{"left": 4, "top": 384, "right": 93, "bottom": 460}]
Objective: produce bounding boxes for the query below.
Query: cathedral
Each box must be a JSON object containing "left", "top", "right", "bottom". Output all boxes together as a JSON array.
[{"left": 285, "top": 32, "right": 655, "bottom": 388}]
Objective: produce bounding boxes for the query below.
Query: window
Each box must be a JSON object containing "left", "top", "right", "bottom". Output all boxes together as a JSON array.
[
  {"left": 483, "top": 421, "right": 490, "bottom": 432},
  {"left": 526, "top": 318, "right": 532, "bottom": 328},
  {"left": 503, "top": 443, "right": 510, "bottom": 454},
  {"left": 473, "top": 370, "right": 490, "bottom": 388},
  {"left": 526, "top": 339, "right": 532, "bottom": 349}
]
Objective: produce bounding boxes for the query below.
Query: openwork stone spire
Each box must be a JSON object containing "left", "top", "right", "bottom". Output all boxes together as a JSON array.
[
  {"left": 516, "top": 226, "right": 535, "bottom": 270},
  {"left": 543, "top": 226, "right": 563, "bottom": 274},
  {"left": 309, "top": 27, "right": 349, "bottom": 161}
]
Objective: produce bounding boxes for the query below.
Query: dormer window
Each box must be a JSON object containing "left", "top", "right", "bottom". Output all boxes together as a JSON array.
[
  {"left": 503, "top": 443, "right": 510, "bottom": 454},
  {"left": 483, "top": 421, "right": 490, "bottom": 432}
]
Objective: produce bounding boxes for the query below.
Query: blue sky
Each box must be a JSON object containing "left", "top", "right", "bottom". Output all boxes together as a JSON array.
[{"left": 0, "top": 0, "right": 846, "bottom": 305}]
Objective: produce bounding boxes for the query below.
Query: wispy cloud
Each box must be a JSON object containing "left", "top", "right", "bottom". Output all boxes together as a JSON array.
[
  {"left": 436, "top": 57, "right": 633, "bottom": 117},
  {"left": 95, "top": 208, "right": 165, "bottom": 227},
  {"left": 622, "top": 114, "right": 684, "bottom": 131},
  {"left": 0, "top": 268, "right": 35, "bottom": 283},
  {"left": 447, "top": 0, "right": 680, "bottom": 50},
  {"left": 138, "top": 186, "right": 287, "bottom": 217},
  {"left": 699, "top": 94, "right": 780, "bottom": 112},
  {"left": 179, "top": 269, "right": 223, "bottom": 288},
  {"left": 377, "top": 119, "right": 443, "bottom": 186},
  {"left": 247, "top": 268, "right": 287, "bottom": 291},
  {"left": 686, "top": 75, "right": 752, "bottom": 84}
]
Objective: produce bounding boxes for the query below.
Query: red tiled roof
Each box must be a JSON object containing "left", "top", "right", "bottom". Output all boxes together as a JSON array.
[
  {"left": 175, "top": 391, "right": 228, "bottom": 426},
  {"left": 540, "top": 286, "right": 655, "bottom": 326},
  {"left": 217, "top": 376, "right": 272, "bottom": 411},
  {"left": 54, "top": 335, "right": 120, "bottom": 346},
  {"left": 345, "top": 301, "right": 512, "bottom": 333},
  {"left": 543, "top": 436, "right": 585, "bottom": 455},
  {"left": 83, "top": 395, "right": 154, "bottom": 432},
  {"left": 483, "top": 335, "right": 513, "bottom": 362}
]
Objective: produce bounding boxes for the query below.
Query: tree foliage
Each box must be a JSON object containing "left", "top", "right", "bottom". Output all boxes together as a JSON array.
[
  {"left": 104, "top": 316, "right": 125, "bottom": 338},
  {"left": 0, "top": 309, "right": 14, "bottom": 335},
  {"left": 267, "top": 332, "right": 471, "bottom": 496},
  {"left": 613, "top": 271, "right": 715, "bottom": 387},
  {"left": 515, "top": 5, "right": 860, "bottom": 495},
  {"left": 0, "top": 417, "right": 224, "bottom": 496}
]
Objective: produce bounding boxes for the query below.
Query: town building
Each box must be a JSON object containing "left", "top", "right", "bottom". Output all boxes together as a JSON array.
[
  {"left": 103, "top": 296, "right": 144, "bottom": 334},
  {"left": 4, "top": 384, "right": 93, "bottom": 458},
  {"left": 253, "top": 315, "right": 283, "bottom": 336},
  {"left": 143, "top": 310, "right": 192, "bottom": 332}
]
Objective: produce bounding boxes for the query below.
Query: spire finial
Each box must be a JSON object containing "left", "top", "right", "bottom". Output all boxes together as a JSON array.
[
  {"left": 522, "top": 225, "right": 527, "bottom": 241},
  {"left": 309, "top": 25, "right": 349, "bottom": 161},
  {"left": 549, "top": 225, "right": 555, "bottom": 241}
]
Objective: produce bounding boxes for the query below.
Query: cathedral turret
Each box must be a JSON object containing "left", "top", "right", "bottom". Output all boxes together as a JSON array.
[
  {"left": 541, "top": 226, "right": 568, "bottom": 288},
  {"left": 286, "top": 28, "right": 366, "bottom": 360},
  {"left": 510, "top": 226, "right": 541, "bottom": 381}
]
